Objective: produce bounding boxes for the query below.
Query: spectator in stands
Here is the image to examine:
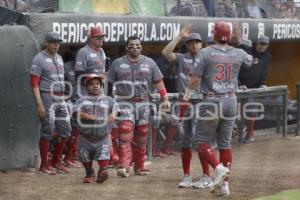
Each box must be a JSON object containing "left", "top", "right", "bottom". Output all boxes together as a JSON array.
[
  {"left": 0, "top": 0, "right": 26, "bottom": 11},
  {"left": 234, "top": 24, "right": 271, "bottom": 143},
  {"left": 215, "top": 0, "right": 237, "bottom": 18},
  {"left": 202, "top": 0, "right": 216, "bottom": 17},
  {"left": 277, "top": 1, "right": 296, "bottom": 19},
  {"left": 244, "top": 0, "right": 269, "bottom": 18},
  {"left": 168, "top": 1, "right": 207, "bottom": 16}
]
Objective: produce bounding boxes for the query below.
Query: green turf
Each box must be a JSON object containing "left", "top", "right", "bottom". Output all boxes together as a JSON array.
[{"left": 253, "top": 189, "right": 300, "bottom": 200}]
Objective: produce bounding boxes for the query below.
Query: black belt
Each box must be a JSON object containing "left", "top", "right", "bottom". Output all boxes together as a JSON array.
[
  {"left": 203, "top": 92, "right": 235, "bottom": 99},
  {"left": 41, "top": 91, "right": 65, "bottom": 96}
]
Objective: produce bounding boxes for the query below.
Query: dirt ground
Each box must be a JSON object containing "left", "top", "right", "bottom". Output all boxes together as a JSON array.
[{"left": 1, "top": 135, "right": 300, "bottom": 200}]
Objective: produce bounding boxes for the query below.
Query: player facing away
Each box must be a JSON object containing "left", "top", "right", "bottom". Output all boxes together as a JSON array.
[
  {"left": 180, "top": 21, "right": 253, "bottom": 197},
  {"left": 162, "top": 25, "right": 211, "bottom": 188},
  {"left": 108, "top": 36, "right": 170, "bottom": 177},
  {"left": 30, "top": 32, "right": 72, "bottom": 175},
  {"left": 74, "top": 74, "right": 118, "bottom": 183}
]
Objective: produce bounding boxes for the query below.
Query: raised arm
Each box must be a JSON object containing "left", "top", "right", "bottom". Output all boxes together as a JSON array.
[{"left": 162, "top": 24, "right": 192, "bottom": 63}]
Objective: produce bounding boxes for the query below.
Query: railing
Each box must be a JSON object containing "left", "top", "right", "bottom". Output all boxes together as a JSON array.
[{"left": 147, "top": 85, "right": 288, "bottom": 159}]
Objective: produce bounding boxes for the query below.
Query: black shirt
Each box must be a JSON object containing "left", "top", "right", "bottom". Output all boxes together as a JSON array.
[{"left": 238, "top": 44, "right": 270, "bottom": 88}]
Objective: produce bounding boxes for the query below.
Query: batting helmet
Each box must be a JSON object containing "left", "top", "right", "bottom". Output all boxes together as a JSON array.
[
  {"left": 85, "top": 74, "right": 103, "bottom": 86},
  {"left": 89, "top": 26, "right": 106, "bottom": 38},
  {"left": 213, "top": 21, "right": 231, "bottom": 43}
]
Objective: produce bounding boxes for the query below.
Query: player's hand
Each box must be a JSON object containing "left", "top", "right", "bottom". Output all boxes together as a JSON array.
[
  {"left": 86, "top": 114, "right": 97, "bottom": 121},
  {"left": 180, "top": 24, "right": 192, "bottom": 38},
  {"left": 233, "top": 23, "right": 242, "bottom": 44},
  {"left": 108, "top": 112, "right": 116, "bottom": 123},
  {"left": 37, "top": 103, "right": 46, "bottom": 118},
  {"left": 239, "top": 85, "right": 247, "bottom": 90},
  {"left": 161, "top": 98, "right": 171, "bottom": 113}
]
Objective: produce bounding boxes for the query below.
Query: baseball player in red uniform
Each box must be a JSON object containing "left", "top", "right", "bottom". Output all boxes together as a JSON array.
[
  {"left": 30, "top": 32, "right": 72, "bottom": 175},
  {"left": 74, "top": 74, "right": 118, "bottom": 183},
  {"left": 180, "top": 21, "right": 253, "bottom": 197},
  {"left": 108, "top": 36, "right": 170, "bottom": 177},
  {"left": 162, "top": 25, "right": 212, "bottom": 188}
]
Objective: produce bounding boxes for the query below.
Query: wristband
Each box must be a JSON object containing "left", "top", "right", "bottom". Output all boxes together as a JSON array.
[{"left": 159, "top": 88, "right": 167, "bottom": 98}]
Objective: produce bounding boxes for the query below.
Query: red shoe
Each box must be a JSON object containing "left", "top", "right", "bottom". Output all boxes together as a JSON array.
[
  {"left": 63, "top": 159, "right": 81, "bottom": 168},
  {"left": 53, "top": 163, "right": 70, "bottom": 173},
  {"left": 39, "top": 166, "right": 56, "bottom": 175},
  {"left": 96, "top": 170, "right": 109, "bottom": 183},
  {"left": 134, "top": 167, "right": 150, "bottom": 176},
  {"left": 83, "top": 169, "right": 95, "bottom": 183}
]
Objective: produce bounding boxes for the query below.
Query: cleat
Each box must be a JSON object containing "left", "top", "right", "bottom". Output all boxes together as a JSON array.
[
  {"left": 162, "top": 150, "right": 177, "bottom": 156},
  {"left": 39, "top": 166, "right": 56, "bottom": 175},
  {"left": 210, "top": 164, "right": 229, "bottom": 193},
  {"left": 83, "top": 169, "right": 95, "bottom": 183},
  {"left": 192, "top": 174, "right": 213, "bottom": 189},
  {"left": 243, "top": 136, "right": 255, "bottom": 143},
  {"left": 96, "top": 170, "right": 109, "bottom": 183},
  {"left": 53, "top": 163, "right": 70, "bottom": 173},
  {"left": 117, "top": 168, "right": 129, "bottom": 178},
  {"left": 220, "top": 181, "right": 230, "bottom": 197},
  {"left": 178, "top": 175, "right": 192, "bottom": 188},
  {"left": 63, "top": 159, "right": 81, "bottom": 168},
  {"left": 134, "top": 168, "right": 150, "bottom": 176}
]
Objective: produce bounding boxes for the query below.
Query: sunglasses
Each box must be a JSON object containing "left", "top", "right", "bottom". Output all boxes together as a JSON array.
[{"left": 127, "top": 46, "right": 142, "bottom": 49}]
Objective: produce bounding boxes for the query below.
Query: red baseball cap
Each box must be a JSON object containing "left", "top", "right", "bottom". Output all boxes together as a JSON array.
[
  {"left": 85, "top": 74, "right": 103, "bottom": 86},
  {"left": 89, "top": 27, "right": 106, "bottom": 38}
]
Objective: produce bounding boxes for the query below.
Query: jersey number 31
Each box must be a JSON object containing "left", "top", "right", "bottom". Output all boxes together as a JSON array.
[{"left": 214, "top": 64, "right": 233, "bottom": 81}]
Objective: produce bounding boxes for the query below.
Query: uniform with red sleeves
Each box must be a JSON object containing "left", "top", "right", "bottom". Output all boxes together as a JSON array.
[
  {"left": 108, "top": 55, "right": 163, "bottom": 175},
  {"left": 30, "top": 46, "right": 71, "bottom": 174}
]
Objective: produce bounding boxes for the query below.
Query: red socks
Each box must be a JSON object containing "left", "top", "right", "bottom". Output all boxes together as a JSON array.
[
  {"left": 246, "top": 119, "right": 255, "bottom": 137},
  {"left": 197, "top": 143, "right": 219, "bottom": 169},
  {"left": 181, "top": 147, "right": 192, "bottom": 175},
  {"left": 39, "top": 137, "right": 50, "bottom": 168},
  {"left": 220, "top": 149, "right": 232, "bottom": 181},
  {"left": 198, "top": 152, "right": 210, "bottom": 176},
  {"left": 52, "top": 138, "right": 67, "bottom": 164},
  {"left": 97, "top": 160, "right": 109, "bottom": 170}
]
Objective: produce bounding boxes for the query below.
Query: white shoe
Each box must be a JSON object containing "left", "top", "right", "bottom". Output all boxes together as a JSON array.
[
  {"left": 192, "top": 174, "right": 213, "bottom": 189},
  {"left": 220, "top": 181, "right": 230, "bottom": 197},
  {"left": 210, "top": 164, "right": 230, "bottom": 193},
  {"left": 117, "top": 168, "right": 129, "bottom": 178},
  {"left": 178, "top": 175, "right": 193, "bottom": 188}
]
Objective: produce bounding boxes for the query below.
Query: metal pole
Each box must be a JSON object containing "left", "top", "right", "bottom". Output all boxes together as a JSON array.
[
  {"left": 282, "top": 88, "right": 288, "bottom": 137},
  {"left": 296, "top": 83, "right": 300, "bottom": 136}
]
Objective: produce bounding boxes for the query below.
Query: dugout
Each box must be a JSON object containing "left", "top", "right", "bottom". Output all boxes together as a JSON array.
[
  {"left": 0, "top": 12, "right": 300, "bottom": 169},
  {"left": 25, "top": 13, "right": 300, "bottom": 98}
]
